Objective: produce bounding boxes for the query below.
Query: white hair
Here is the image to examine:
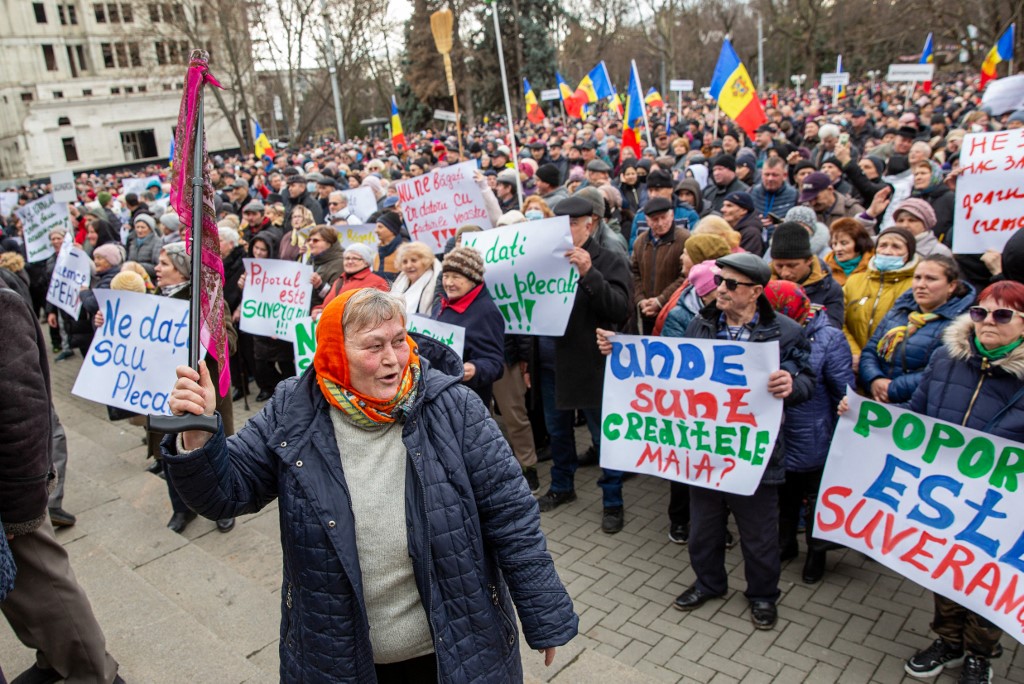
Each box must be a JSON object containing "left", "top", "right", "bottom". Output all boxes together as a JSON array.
[
  {"left": 218, "top": 226, "right": 240, "bottom": 247},
  {"left": 819, "top": 123, "right": 840, "bottom": 140}
]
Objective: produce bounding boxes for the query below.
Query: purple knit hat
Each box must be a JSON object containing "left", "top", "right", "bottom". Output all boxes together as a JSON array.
[{"left": 892, "top": 198, "right": 936, "bottom": 232}]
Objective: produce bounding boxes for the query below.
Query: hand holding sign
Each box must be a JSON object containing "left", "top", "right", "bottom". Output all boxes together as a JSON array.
[
  {"left": 169, "top": 361, "right": 217, "bottom": 451},
  {"left": 565, "top": 246, "right": 592, "bottom": 277}
]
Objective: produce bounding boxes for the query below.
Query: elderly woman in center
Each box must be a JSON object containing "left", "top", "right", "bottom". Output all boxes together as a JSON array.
[
  {"left": 163, "top": 288, "right": 577, "bottom": 682},
  {"left": 390, "top": 241, "right": 442, "bottom": 317}
]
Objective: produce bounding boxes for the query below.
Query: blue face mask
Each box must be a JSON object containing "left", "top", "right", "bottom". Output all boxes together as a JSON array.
[
  {"left": 525, "top": 209, "right": 544, "bottom": 221},
  {"left": 874, "top": 254, "right": 906, "bottom": 272},
  {"left": 306, "top": 182, "right": 317, "bottom": 194}
]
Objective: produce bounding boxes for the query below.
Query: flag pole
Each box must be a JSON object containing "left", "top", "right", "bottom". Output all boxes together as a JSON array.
[
  {"left": 633, "top": 60, "right": 654, "bottom": 149},
  {"left": 491, "top": 1, "right": 523, "bottom": 207}
]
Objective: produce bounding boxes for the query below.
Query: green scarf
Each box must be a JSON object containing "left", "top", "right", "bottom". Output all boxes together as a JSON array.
[
  {"left": 973, "top": 335, "right": 1024, "bottom": 361},
  {"left": 836, "top": 254, "right": 863, "bottom": 276}
]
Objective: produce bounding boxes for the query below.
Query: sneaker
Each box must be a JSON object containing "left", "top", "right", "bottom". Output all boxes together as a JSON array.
[
  {"left": 905, "top": 638, "right": 965, "bottom": 678},
  {"left": 601, "top": 507, "right": 624, "bottom": 534},
  {"left": 957, "top": 655, "right": 992, "bottom": 684},
  {"left": 537, "top": 489, "right": 577, "bottom": 512},
  {"left": 523, "top": 467, "right": 540, "bottom": 493},
  {"left": 725, "top": 530, "right": 737, "bottom": 549},
  {"left": 668, "top": 523, "right": 689, "bottom": 544}
]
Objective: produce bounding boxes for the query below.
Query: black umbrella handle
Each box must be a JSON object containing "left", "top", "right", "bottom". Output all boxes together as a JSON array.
[{"left": 147, "top": 413, "right": 219, "bottom": 434}]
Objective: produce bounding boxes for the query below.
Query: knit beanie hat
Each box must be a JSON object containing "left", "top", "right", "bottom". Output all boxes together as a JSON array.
[
  {"left": 455, "top": 224, "right": 483, "bottom": 243},
  {"left": 133, "top": 213, "right": 156, "bottom": 231},
  {"left": 711, "top": 154, "right": 737, "bottom": 172},
  {"left": 97, "top": 191, "right": 112, "bottom": 206},
  {"left": 343, "top": 242, "right": 375, "bottom": 267},
  {"left": 162, "top": 241, "right": 191, "bottom": 277},
  {"left": 688, "top": 262, "right": 722, "bottom": 297},
  {"left": 892, "top": 198, "right": 937, "bottom": 232},
  {"left": 575, "top": 186, "right": 605, "bottom": 218},
  {"left": 877, "top": 226, "right": 917, "bottom": 261},
  {"left": 536, "top": 164, "right": 561, "bottom": 187},
  {"left": 93, "top": 243, "right": 123, "bottom": 267},
  {"left": 684, "top": 234, "right": 731, "bottom": 265},
  {"left": 770, "top": 222, "right": 813, "bottom": 260},
  {"left": 784, "top": 205, "right": 818, "bottom": 230},
  {"left": 376, "top": 211, "right": 403, "bottom": 238},
  {"left": 442, "top": 246, "right": 485, "bottom": 284},
  {"left": 791, "top": 159, "right": 817, "bottom": 178},
  {"left": 497, "top": 210, "right": 527, "bottom": 226},
  {"left": 110, "top": 270, "right": 146, "bottom": 293}
]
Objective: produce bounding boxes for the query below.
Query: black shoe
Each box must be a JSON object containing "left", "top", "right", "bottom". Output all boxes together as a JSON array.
[
  {"left": 958, "top": 655, "right": 992, "bottom": 684},
  {"left": 802, "top": 550, "right": 826, "bottom": 584},
  {"left": 673, "top": 585, "right": 724, "bottom": 611},
  {"left": 668, "top": 523, "right": 689, "bottom": 544},
  {"left": 577, "top": 445, "right": 598, "bottom": 466},
  {"left": 10, "top": 665, "right": 61, "bottom": 684},
  {"left": 750, "top": 601, "right": 777, "bottom": 629},
  {"left": 602, "top": 507, "right": 624, "bottom": 534},
  {"left": 48, "top": 507, "right": 77, "bottom": 527},
  {"left": 905, "top": 638, "right": 965, "bottom": 678},
  {"left": 256, "top": 390, "right": 273, "bottom": 402},
  {"left": 146, "top": 459, "right": 163, "bottom": 475},
  {"left": 167, "top": 510, "right": 197, "bottom": 533},
  {"left": 523, "top": 467, "right": 540, "bottom": 493},
  {"left": 216, "top": 517, "right": 235, "bottom": 533},
  {"left": 232, "top": 387, "right": 244, "bottom": 401},
  {"left": 536, "top": 489, "right": 577, "bottom": 512},
  {"left": 725, "top": 530, "right": 737, "bottom": 549}
]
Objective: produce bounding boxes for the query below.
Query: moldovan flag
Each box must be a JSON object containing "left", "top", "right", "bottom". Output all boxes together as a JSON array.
[
  {"left": 574, "top": 62, "right": 615, "bottom": 104},
  {"left": 621, "top": 62, "right": 646, "bottom": 160},
  {"left": 557, "top": 72, "right": 581, "bottom": 118},
  {"left": 390, "top": 96, "right": 406, "bottom": 152},
  {"left": 610, "top": 93, "right": 624, "bottom": 117},
  {"left": 981, "top": 24, "right": 1015, "bottom": 90},
  {"left": 920, "top": 33, "right": 934, "bottom": 93},
  {"left": 254, "top": 120, "right": 275, "bottom": 160},
  {"left": 645, "top": 87, "right": 664, "bottom": 109},
  {"left": 523, "top": 78, "right": 545, "bottom": 123},
  {"left": 709, "top": 39, "right": 767, "bottom": 139}
]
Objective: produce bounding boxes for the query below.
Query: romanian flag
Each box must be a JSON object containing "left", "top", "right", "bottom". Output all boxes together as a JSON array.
[
  {"left": 557, "top": 71, "right": 581, "bottom": 118},
  {"left": 523, "top": 78, "right": 545, "bottom": 124},
  {"left": 645, "top": 87, "right": 664, "bottom": 109},
  {"left": 574, "top": 62, "right": 614, "bottom": 105},
  {"left": 981, "top": 24, "right": 1015, "bottom": 90},
  {"left": 920, "top": 33, "right": 934, "bottom": 93},
  {"left": 390, "top": 96, "right": 406, "bottom": 152},
  {"left": 709, "top": 39, "right": 767, "bottom": 139},
  {"left": 254, "top": 120, "right": 275, "bottom": 160},
  {"left": 621, "top": 62, "right": 646, "bottom": 161}
]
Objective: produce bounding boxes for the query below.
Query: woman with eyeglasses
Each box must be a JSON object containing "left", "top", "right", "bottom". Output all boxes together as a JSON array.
[{"left": 858, "top": 255, "right": 975, "bottom": 404}]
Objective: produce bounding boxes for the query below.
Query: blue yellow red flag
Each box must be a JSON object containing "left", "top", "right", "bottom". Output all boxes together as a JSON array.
[
  {"left": 920, "top": 33, "right": 934, "bottom": 93},
  {"left": 621, "top": 62, "right": 647, "bottom": 160},
  {"left": 981, "top": 24, "right": 1015, "bottom": 89},
  {"left": 390, "top": 96, "right": 406, "bottom": 152},
  {"left": 523, "top": 78, "right": 545, "bottom": 123},
  {"left": 254, "top": 120, "right": 275, "bottom": 160},
  {"left": 645, "top": 87, "right": 664, "bottom": 109},
  {"left": 557, "top": 71, "right": 581, "bottom": 118},
  {"left": 709, "top": 39, "right": 767, "bottom": 139},
  {"left": 574, "top": 62, "right": 614, "bottom": 104}
]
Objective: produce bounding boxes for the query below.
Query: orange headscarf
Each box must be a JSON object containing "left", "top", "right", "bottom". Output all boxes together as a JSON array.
[{"left": 313, "top": 288, "right": 421, "bottom": 427}]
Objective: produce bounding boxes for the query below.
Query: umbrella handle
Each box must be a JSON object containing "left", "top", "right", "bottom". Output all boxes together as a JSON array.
[{"left": 147, "top": 414, "right": 219, "bottom": 434}]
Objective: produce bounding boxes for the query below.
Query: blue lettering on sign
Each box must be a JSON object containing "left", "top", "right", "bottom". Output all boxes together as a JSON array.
[{"left": 609, "top": 340, "right": 748, "bottom": 386}]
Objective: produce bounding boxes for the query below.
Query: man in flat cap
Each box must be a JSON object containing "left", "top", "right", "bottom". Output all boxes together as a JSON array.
[{"left": 631, "top": 197, "right": 689, "bottom": 333}]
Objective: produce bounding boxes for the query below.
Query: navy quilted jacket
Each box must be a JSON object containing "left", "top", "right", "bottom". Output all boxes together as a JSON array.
[
  {"left": 859, "top": 284, "right": 975, "bottom": 403},
  {"left": 163, "top": 336, "right": 578, "bottom": 683}
]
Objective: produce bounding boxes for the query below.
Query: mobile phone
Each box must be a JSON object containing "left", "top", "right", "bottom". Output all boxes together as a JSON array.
[
  {"left": 767, "top": 213, "right": 784, "bottom": 224},
  {"left": 839, "top": 133, "right": 850, "bottom": 145}
]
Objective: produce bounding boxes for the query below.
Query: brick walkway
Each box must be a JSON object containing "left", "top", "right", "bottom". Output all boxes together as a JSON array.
[{"left": 2, "top": 352, "right": 1021, "bottom": 683}]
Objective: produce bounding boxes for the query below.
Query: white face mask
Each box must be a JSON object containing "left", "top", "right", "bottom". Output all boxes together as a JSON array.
[{"left": 307, "top": 182, "right": 317, "bottom": 194}]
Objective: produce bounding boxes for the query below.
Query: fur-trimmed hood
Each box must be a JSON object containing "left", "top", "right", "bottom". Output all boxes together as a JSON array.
[{"left": 943, "top": 314, "right": 1024, "bottom": 380}]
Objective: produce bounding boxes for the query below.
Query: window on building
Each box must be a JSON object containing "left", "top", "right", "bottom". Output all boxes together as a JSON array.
[
  {"left": 111, "top": 86, "right": 120, "bottom": 94},
  {"left": 94, "top": 3, "right": 106, "bottom": 22},
  {"left": 58, "top": 5, "right": 66, "bottom": 23},
  {"left": 171, "top": 3, "right": 184, "bottom": 22},
  {"left": 121, "top": 129, "right": 158, "bottom": 160},
  {"left": 129, "top": 42, "right": 141, "bottom": 66},
  {"left": 138, "top": 84, "right": 147, "bottom": 93},
  {"left": 42, "top": 45, "right": 58, "bottom": 71},
  {"left": 66, "top": 46, "right": 79, "bottom": 77},
  {"left": 179, "top": 40, "right": 189, "bottom": 61},
  {"left": 67, "top": 4, "right": 78, "bottom": 24},
  {"left": 53, "top": 91, "right": 64, "bottom": 99},
  {"left": 149, "top": 3, "right": 160, "bottom": 21},
  {"left": 75, "top": 45, "right": 87, "bottom": 71},
  {"left": 33, "top": 3, "right": 47, "bottom": 23},
  {"left": 125, "top": 86, "right": 134, "bottom": 94},
  {"left": 58, "top": 117, "right": 71, "bottom": 126},
  {"left": 115, "top": 42, "right": 127, "bottom": 67},
  {"left": 162, "top": 83, "right": 171, "bottom": 91},
  {"left": 107, "top": 3, "right": 120, "bottom": 22},
  {"left": 122, "top": 4, "right": 133, "bottom": 22},
  {"left": 83, "top": 89, "right": 93, "bottom": 96},
  {"left": 101, "top": 43, "right": 114, "bottom": 68},
  {"left": 155, "top": 42, "right": 166, "bottom": 65},
  {"left": 166, "top": 41, "right": 178, "bottom": 64},
  {"left": 21, "top": 92, "right": 34, "bottom": 102},
  {"left": 63, "top": 137, "right": 79, "bottom": 162}
]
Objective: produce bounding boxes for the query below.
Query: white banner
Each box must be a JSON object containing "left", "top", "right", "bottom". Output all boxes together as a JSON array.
[
  {"left": 816, "top": 392, "right": 1024, "bottom": 645},
  {"left": 239, "top": 258, "right": 313, "bottom": 342},
  {"left": 339, "top": 187, "right": 378, "bottom": 223},
  {"left": 460, "top": 216, "right": 577, "bottom": 336},
  {"left": 337, "top": 223, "right": 378, "bottom": 249},
  {"left": 72, "top": 290, "right": 189, "bottom": 415},
  {"left": 395, "top": 161, "right": 492, "bottom": 252},
  {"left": 540, "top": 89, "right": 561, "bottom": 102},
  {"left": 121, "top": 175, "right": 162, "bottom": 197},
  {"left": 980, "top": 75, "right": 1024, "bottom": 116},
  {"left": 50, "top": 170, "right": 77, "bottom": 203},
  {"left": 407, "top": 314, "right": 465, "bottom": 358},
  {"left": 669, "top": 80, "right": 694, "bottom": 92},
  {"left": 953, "top": 129, "right": 1024, "bottom": 254},
  {"left": 878, "top": 170, "right": 914, "bottom": 231},
  {"left": 886, "top": 64, "right": 935, "bottom": 82},
  {"left": 600, "top": 336, "right": 782, "bottom": 495},
  {"left": 14, "top": 194, "right": 66, "bottom": 263},
  {"left": 292, "top": 316, "right": 317, "bottom": 375},
  {"left": 46, "top": 240, "right": 91, "bottom": 318},
  {"left": 0, "top": 191, "right": 17, "bottom": 217}
]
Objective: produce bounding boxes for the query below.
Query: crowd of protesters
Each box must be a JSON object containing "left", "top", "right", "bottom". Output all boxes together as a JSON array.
[{"left": 2, "top": 71, "right": 1024, "bottom": 683}]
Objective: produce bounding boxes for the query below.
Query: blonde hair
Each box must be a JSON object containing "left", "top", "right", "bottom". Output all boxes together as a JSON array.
[
  {"left": 120, "top": 261, "right": 156, "bottom": 292},
  {"left": 694, "top": 215, "right": 742, "bottom": 250},
  {"left": 342, "top": 289, "right": 406, "bottom": 336},
  {"left": 291, "top": 205, "right": 315, "bottom": 228},
  {"left": 395, "top": 241, "right": 435, "bottom": 265}
]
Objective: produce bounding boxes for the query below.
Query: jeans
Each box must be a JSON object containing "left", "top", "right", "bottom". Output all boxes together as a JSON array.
[{"left": 538, "top": 366, "right": 623, "bottom": 508}]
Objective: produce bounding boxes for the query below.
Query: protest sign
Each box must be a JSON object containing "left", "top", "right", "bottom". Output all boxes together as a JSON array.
[
  {"left": 407, "top": 314, "right": 465, "bottom": 358},
  {"left": 600, "top": 336, "right": 782, "bottom": 495},
  {"left": 339, "top": 187, "right": 378, "bottom": 223},
  {"left": 952, "top": 129, "right": 1024, "bottom": 254},
  {"left": 14, "top": 194, "right": 66, "bottom": 262},
  {"left": 51, "top": 170, "right": 76, "bottom": 203},
  {"left": 239, "top": 258, "right": 313, "bottom": 342},
  {"left": 981, "top": 75, "right": 1024, "bottom": 116},
  {"left": 395, "top": 161, "right": 492, "bottom": 252},
  {"left": 461, "top": 217, "right": 577, "bottom": 336},
  {"left": 0, "top": 191, "right": 17, "bottom": 216},
  {"left": 878, "top": 170, "right": 914, "bottom": 230},
  {"left": 292, "top": 317, "right": 317, "bottom": 374},
  {"left": 337, "top": 223, "right": 378, "bottom": 249},
  {"left": 122, "top": 175, "right": 162, "bottom": 197},
  {"left": 816, "top": 392, "right": 1024, "bottom": 644},
  {"left": 72, "top": 290, "right": 188, "bottom": 415},
  {"left": 46, "top": 241, "right": 91, "bottom": 318}
]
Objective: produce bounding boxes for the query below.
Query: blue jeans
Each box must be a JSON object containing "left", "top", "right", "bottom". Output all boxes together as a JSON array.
[{"left": 538, "top": 366, "right": 624, "bottom": 508}]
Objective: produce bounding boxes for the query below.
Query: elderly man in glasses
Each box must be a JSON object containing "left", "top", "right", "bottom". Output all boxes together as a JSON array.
[{"left": 672, "top": 252, "right": 815, "bottom": 630}]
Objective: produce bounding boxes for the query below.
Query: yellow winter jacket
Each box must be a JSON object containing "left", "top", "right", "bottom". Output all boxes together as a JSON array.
[{"left": 842, "top": 255, "right": 919, "bottom": 359}]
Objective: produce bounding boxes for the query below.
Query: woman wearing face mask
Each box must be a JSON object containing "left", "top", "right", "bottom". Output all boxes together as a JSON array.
[
  {"left": 521, "top": 195, "right": 553, "bottom": 221},
  {"left": 842, "top": 226, "right": 920, "bottom": 371}
]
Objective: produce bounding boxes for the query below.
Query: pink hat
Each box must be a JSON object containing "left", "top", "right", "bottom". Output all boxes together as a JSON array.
[
  {"left": 688, "top": 261, "right": 722, "bottom": 298},
  {"left": 893, "top": 198, "right": 936, "bottom": 231}
]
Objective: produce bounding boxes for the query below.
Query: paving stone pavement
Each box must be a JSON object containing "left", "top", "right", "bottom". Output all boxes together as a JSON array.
[{"left": 2, "top": 351, "right": 1021, "bottom": 683}]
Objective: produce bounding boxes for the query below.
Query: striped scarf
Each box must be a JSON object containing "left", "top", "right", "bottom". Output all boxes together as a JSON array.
[{"left": 876, "top": 311, "right": 940, "bottom": 362}]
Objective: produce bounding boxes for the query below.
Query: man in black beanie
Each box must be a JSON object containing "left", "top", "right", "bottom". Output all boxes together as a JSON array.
[
  {"left": 768, "top": 222, "right": 845, "bottom": 328},
  {"left": 702, "top": 154, "right": 749, "bottom": 213},
  {"left": 535, "top": 163, "right": 567, "bottom": 209}
]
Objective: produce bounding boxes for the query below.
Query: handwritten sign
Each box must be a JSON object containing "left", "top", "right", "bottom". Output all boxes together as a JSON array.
[
  {"left": 14, "top": 194, "right": 66, "bottom": 263},
  {"left": 407, "top": 314, "right": 465, "bottom": 358},
  {"left": 51, "top": 170, "right": 76, "bottom": 203},
  {"left": 72, "top": 290, "right": 189, "bottom": 415},
  {"left": 292, "top": 317, "right": 317, "bottom": 374},
  {"left": 395, "top": 161, "right": 492, "bottom": 252},
  {"left": 953, "top": 129, "right": 1024, "bottom": 254},
  {"left": 239, "top": 258, "right": 312, "bottom": 342},
  {"left": 122, "top": 175, "right": 162, "bottom": 197},
  {"left": 816, "top": 393, "right": 1024, "bottom": 644},
  {"left": 339, "top": 187, "right": 378, "bottom": 223},
  {"left": 0, "top": 192, "right": 17, "bottom": 216},
  {"left": 461, "top": 217, "right": 577, "bottom": 336},
  {"left": 337, "top": 223, "right": 378, "bottom": 249},
  {"left": 46, "top": 240, "right": 91, "bottom": 317},
  {"left": 600, "top": 336, "right": 782, "bottom": 495}
]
